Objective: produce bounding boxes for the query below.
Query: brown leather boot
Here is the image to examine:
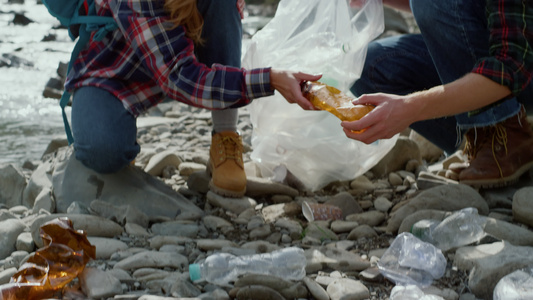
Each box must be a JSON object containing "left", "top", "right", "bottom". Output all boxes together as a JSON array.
[
  {"left": 207, "top": 131, "right": 246, "bottom": 197},
  {"left": 459, "top": 107, "right": 533, "bottom": 188}
]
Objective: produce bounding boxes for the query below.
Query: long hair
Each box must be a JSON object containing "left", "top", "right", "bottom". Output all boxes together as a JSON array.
[{"left": 164, "top": 0, "right": 203, "bottom": 44}]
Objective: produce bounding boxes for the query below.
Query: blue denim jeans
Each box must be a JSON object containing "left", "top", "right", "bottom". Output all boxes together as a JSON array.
[
  {"left": 72, "top": 0, "right": 242, "bottom": 173},
  {"left": 351, "top": 0, "right": 531, "bottom": 154}
]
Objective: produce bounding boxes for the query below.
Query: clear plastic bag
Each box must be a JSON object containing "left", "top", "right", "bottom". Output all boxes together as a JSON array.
[{"left": 243, "top": 0, "right": 398, "bottom": 191}]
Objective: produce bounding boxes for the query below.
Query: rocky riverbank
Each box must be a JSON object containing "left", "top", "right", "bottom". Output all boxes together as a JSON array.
[
  {"left": 3, "top": 2, "right": 533, "bottom": 299},
  {"left": 2, "top": 99, "right": 533, "bottom": 300}
]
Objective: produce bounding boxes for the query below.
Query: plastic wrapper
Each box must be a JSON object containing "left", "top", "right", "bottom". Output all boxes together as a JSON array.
[
  {"left": 0, "top": 217, "right": 95, "bottom": 300},
  {"left": 377, "top": 232, "right": 446, "bottom": 287},
  {"left": 243, "top": 0, "right": 398, "bottom": 191},
  {"left": 494, "top": 266, "right": 533, "bottom": 300}
]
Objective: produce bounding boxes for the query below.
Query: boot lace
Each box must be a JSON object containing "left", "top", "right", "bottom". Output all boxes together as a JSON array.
[{"left": 215, "top": 135, "right": 242, "bottom": 164}]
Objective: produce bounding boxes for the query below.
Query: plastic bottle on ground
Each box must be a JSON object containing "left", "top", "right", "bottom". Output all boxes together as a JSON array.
[
  {"left": 189, "top": 247, "right": 306, "bottom": 286},
  {"left": 377, "top": 232, "right": 447, "bottom": 287},
  {"left": 411, "top": 207, "right": 487, "bottom": 251},
  {"left": 493, "top": 266, "right": 533, "bottom": 300},
  {"left": 410, "top": 219, "right": 440, "bottom": 245}
]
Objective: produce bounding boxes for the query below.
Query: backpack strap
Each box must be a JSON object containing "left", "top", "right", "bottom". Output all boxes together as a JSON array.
[{"left": 60, "top": 0, "right": 117, "bottom": 145}]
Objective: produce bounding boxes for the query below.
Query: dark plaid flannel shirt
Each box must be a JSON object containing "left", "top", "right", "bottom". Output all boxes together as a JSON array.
[
  {"left": 65, "top": 0, "right": 273, "bottom": 116},
  {"left": 473, "top": 0, "right": 533, "bottom": 96}
]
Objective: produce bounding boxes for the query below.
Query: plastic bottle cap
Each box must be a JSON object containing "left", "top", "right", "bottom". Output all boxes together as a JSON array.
[
  {"left": 411, "top": 224, "right": 422, "bottom": 238},
  {"left": 189, "top": 264, "right": 201, "bottom": 281}
]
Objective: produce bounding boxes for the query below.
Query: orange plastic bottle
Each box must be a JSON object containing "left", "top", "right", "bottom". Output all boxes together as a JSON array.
[
  {"left": 302, "top": 81, "right": 374, "bottom": 121},
  {"left": 0, "top": 217, "right": 95, "bottom": 300}
]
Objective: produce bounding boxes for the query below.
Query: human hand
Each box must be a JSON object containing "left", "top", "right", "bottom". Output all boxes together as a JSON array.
[
  {"left": 270, "top": 69, "right": 322, "bottom": 110},
  {"left": 340, "top": 93, "right": 416, "bottom": 143}
]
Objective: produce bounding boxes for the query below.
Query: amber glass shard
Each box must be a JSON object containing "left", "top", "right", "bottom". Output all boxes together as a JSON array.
[{"left": 0, "top": 217, "right": 95, "bottom": 300}]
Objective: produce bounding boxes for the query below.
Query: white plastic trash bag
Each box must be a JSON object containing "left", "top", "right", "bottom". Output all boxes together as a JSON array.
[{"left": 242, "top": 0, "right": 398, "bottom": 191}]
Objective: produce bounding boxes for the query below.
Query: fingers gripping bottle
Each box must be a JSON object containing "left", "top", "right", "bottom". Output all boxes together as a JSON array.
[
  {"left": 189, "top": 247, "right": 306, "bottom": 286},
  {"left": 301, "top": 81, "right": 374, "bottom": 121}
]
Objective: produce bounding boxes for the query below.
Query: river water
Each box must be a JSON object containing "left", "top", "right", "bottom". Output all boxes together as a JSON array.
[{"left": 0, "top": 0, "right": 72, "bottom": 166}]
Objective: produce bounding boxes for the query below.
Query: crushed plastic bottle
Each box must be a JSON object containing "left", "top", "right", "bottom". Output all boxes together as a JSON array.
[
  {"left": 377, "top": 232, "right": 446, "bottom": 287},
  {"left": 493, "top": 266, "right": 533, "bottom": 300},
  {"left": 189, "top": 247, "right": 306, "bottom": 286},
  {"left": 410, "top": 219, "right": 440, "bottom": 245},
  {"left": 390, "top": 285, "right": 445, "bottom": 300},
  {"left": 411, "top": 207, "right": 487, "bottom": 251},
  {"left": 301, "top": 81, "right": 374, "bottom": 122},
  {"left": 0, "top": 217, "right": 95, "bottom": 300}
]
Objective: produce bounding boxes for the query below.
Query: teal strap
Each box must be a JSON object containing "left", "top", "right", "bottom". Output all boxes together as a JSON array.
[
  {"left": 60, "top": 24, "right": 92, "bottom": 145},
  {"left": 75, "top": 15, "right": 115, "bottom": 24},
  {"left": 56, "top": 0, "right": 118, "bottom": 145},
  {"left": 60, "top": 0, "right": 117, "bottom": 145},
  {"left": 77, "top": 0, "right": 118, "bottom": 39},
  {"left": 84, "top": 17, "right": 118, "bottom": 40},
  {"left": 60, "top": 90, "right": 74, "bottom": 145}
]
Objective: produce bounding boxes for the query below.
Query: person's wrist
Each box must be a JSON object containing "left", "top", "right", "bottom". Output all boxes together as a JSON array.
[{"left": 269, "top": 68, "right": 278, "bottom": 91}]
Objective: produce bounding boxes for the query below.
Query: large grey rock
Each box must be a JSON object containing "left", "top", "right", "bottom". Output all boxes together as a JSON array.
[
  {"left": 51, "top": 148, "right": 203, "bottom": 219},
  {"left": 398, "top": 209, "right": 448, "bottom": 233},
  {"left": 22, "top": 161, "right": 53, "bottom": 208},
  {"left": 371, "top": 137, "right": 421, "bottom": 178},
  {"left": 409, "top": 130, "right": 443, "bottom": 164},
  {"left": 305, "top": 246, "right": 370, "bottom": 273},
  {"left": 398, "top": 209, "right": 533, "bottom": 247},
  {"left": 387, "top": 184, "right": 489, "bottom": 233},
  {"left": 303, "top": 277, "right": 329, "bottom": 300},
  {"left": 483, "top": 217, "right": 533, "bottom": 247},
  {"left": 346, "top": 211, "right": 386, "bottom": 227},
  {"left": 0, "top": 218, "right": 27, "bottom": 259},
  {"left": 89, "top": 200, "right": 150, "bottom": 228},
  {"left": 326, "top": 278, "right": 370, "bottom": 300},
  {"left": 326, "top": 191, "right": 363, "bottom": 217},
  {"left": 350, "top": 175, "right": 376, "bottom": 193},
  {"left": 0, "top": 164, "right": 26, "bottom": 208},
  {"left": 113, "top": 250, "right": 188, "bottom": 271},
  {"left": 206, "top": 191, "right": 257, "bottom": 214},
  {"left": 143, "top": 148, "right": 183, "bottom": 177},
  {"left": 0, "top": 268, "right": 18, "bottom": 285},
  {"left": 150, "top": 221, "right": 199, "bottom": 238},
  {"left": 30, "top": 214, "right": 124, "bottom": 248},
  {"left": 512, "top": 187, "right": 533, "bottom": 227},
  {"left": 87, "top": 237, "right": 129, "bottom": 259},
  {"left": 32, "top": 187, "right": 54, "bottom": 214},
  {"left": 454, "top": 241, "right": 533, "bottom": 300},
  {"left": 16, "top": 231, "right": 34, "bottom": 252},
  {"left": 245, "top": 176, "right": 299, "bottom": 197},
  {"left": 80, "top": 267, "right": 123, "bottom": 299}
]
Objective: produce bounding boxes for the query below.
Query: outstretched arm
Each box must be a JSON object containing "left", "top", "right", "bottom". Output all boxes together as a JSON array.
[{"left": 341, "top": 73, "right": 511, "bottom": 144}]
